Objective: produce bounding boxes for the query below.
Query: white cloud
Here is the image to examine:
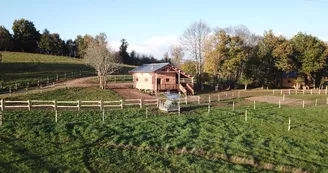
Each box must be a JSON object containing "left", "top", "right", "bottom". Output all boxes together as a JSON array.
[{"left": 108, "top": 35, "right": 179, "bottom": 59}]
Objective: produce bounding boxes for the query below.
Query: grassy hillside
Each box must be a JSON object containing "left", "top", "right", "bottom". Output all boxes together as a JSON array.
[
  {"left": 0, "top": 52, "right": 135, "bottom": 91},
  {"left": 0, "top": 52, "right": 93, "bottom": 87},
  {"left": 0, "top": 100, "right": 327, "bottom": 172}
]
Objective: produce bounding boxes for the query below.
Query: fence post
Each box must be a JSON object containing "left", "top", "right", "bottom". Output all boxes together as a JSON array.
[
  {"left": 303, "top": 89, "right": 305, "bottom": 95},
  {"left": 25, "top": 87, "right": 28, "bottom": 95},
  {"left": 315, "top": 99, "right": 318, "bottom": 106},
  {"left": 0, "top": 99, "right": 4, "bottom": 111},
  {"left": 208, "top": 95, "right": 211, "bottom": 113},
  {"left": 64, "top": 72, "right": 67, "bottom": 79},
  {"left": 325, "top": 86, "right": 328, "bottom": 95},
  {"left": 326, "top": 97, "right": 328, "bottom": 105},
  {"left": 281, "top": 89, "right": 283, "bottom": 95},
  {"left": 198, "top": 96, "right": 200, "bottom": 104},
  {"left": 140, "top": 99, "right": 143, "bottom": 108},
  {"left": 273, "top": 90, "right": 275, "bottom": 95},
  {"left": 56, "top": 74, "right": 59, "bottom": 81},
  {"left": 218, "top": 94, "right": 220, "bottom": 102},
  {"left": 27, "top": 100, "right": 31, "bottom": 111},
  {"left": 146, "top": 107, "right": 148, "bottom": 118},
  {"left": 53, "top": 100, "right": 57, "bottom": 111},
  {"left": 47, "top": 76, "right": 49, "bottom": 84},
  {"left": 288, "top": 117, "right": 291, "bottom": 131},
  {"left": 303, "top": 100, "right": 305, "bottom": 108},
  {"left": 253, "top": 100, "right": 256, "bottom": 110},
  {"left": 156, "top": 98, "right": 159, "bottom": 107},
  {"left": 232, "top": 101, "right": 235, "bottom": 111},
  {"left": 52, "top": 82, "right": 55, "bottom": 90},
  {"left": 102, "top": 109, "right": 105, "bottom": 121},
  {"left": 311, "top": 89, "right": 313, "bottom": 95},
  {"left": 238, "top": 91, "right": 240, "bottom": 98},
  {"left": 283, "top": 94, "right": 285, "bottom": 101},
  {"left": 100, "top": 100, "right": 103, "bottom": 110},
  {"left": 295, "top": 89, "right": 298, "bottom": 94},
  {"left": 279, "top": 100, "right": 281, "bottom": 108},
  {"left": 226, "top": 93, "right": 228, "bottom": 99},
  {"left": 245, "top": 110, "right": 247, "bottom": 122},
  {"left": 15, "top": 83, "right": 18, "bottom": 90},
  {"left": 178, "top": 100, "right": 181, "bottom": 116},
  {"left": 319, "top": 89, "right": 321, "bottom": 95},
  {"left": 288, "top": 89, "right": 291, "bottom": 95},
  {"left": 0, "top": 111, "right": 2, "bottom": 126},
  {"left": 55, "top": 110, "right": 58, "bottom": 123},
  {"left": 185, "top": 96, "right": 188, "bottom": 105},
  {"left": 120, "top": 100, "right": 123, "bottom": 109},
  {"left": 77, "top": 100, "right": 81, "bottom": 111},
  {"left": 9, "top": 87, "right": 12, "bottom": 97}
]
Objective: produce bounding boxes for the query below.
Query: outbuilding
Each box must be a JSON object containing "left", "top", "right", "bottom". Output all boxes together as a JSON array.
[{"left": 129, "top": 63, "right": 194, "bottom": 95}]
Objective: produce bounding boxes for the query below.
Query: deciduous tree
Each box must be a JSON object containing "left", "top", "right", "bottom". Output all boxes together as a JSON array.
[
  {"left": 291, "top": 32, "right": 328, "bottom": 87},
  {"left": 180, "top": 20, "right": 211, "bottom": 85},
  {"left": 84, "top": 33, "right": 121, "bottom": 89},
  {"left": 0, "top": 26, "right": 13, "bottom": 51},
  {"left": 12, "top": 19, "right": 40, "bottom": 52},
  {"left": 170, "top": 45, "right": 184, "bottom": 68}
]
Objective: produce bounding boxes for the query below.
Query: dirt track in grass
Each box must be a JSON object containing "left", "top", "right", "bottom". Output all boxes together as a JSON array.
[
  {"left": 246, "top": 96, "right": 313, "bottom": 106},
  {"left": 65, "top": 76, "right": 155, "bottom": 99}
]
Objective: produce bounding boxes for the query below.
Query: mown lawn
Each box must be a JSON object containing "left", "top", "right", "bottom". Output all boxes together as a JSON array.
[
  {"left": 0, "top": 100, "right": 327, "bottom": 172},
  {"left": 10, "top": 87, "right": 122, "bottom": 101}
]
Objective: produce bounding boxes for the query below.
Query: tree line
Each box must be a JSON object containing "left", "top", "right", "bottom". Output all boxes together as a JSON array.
[
  {"left": 0, "top": 18, "right": 161, "bottom": 65},
  {"left": 177, "top": 20, "right": 328, "bottom": 89}
]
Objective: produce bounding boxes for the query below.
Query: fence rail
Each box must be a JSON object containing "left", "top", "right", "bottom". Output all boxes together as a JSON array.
[
  {"left": 0, "top": 98, "right": 158, "bottom": 111},
  {"left": 1, "top": 88, "right": 328, "bottom": 112}
]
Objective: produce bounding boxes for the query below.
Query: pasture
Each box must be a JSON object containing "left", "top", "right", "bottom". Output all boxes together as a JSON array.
[
  {"left": 0, "top": 52, "right": 135, "bottom": 93},
  {"left": 1, "top": 52, "right": 327, "bottom": 172},
  {"left": 0, "top": 91, "right": 327, "bottom": 172}
]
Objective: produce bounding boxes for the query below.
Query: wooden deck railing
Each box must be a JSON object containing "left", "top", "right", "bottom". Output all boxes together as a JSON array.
[{"left": 157, "top": 84, "right": 178, "bottom": 91}]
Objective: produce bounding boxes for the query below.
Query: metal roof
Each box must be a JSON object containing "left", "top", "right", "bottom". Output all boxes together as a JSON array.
[{"left": 129, "top": 63, "right": 170, "bottom": 73}]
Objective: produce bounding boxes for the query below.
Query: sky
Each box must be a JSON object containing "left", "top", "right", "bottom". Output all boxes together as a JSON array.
[{"left": 0, "top": 0, "right": 327, "bottom": 58}]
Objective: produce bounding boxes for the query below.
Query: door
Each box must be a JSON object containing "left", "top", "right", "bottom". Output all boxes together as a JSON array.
[{"left": 157, "top": 79, "right": 161, "bottom": 90}]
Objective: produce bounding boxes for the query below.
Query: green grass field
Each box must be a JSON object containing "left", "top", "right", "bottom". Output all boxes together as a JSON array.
[
  {"left": 0, "top": 97, "right": 327, "bottom": 172},
  {"left": 9, "top": 87, "right": 122, "bottom": 101},
  {"left": 0, "top": 52, "right": 135, "bottom": 91},
  {"left": 0, "top": 52, "right": 93, "bottom": 89}
]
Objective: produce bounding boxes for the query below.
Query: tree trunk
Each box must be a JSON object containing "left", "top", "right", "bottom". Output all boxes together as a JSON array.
[
  {"left": 245, "top": 84, "right": 248, "bottom": 90},
  {"left": 103, "top": 75, "right": 107, "bottom": 89},
  {"left": 99, "top": 75, "right": 103, "bottom": 89}
]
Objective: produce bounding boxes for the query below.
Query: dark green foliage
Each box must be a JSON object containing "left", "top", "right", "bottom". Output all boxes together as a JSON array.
[
  {"left": 12, "top": 19, "right": 40, "bottom": 53},
  {"left": 0, "top": 26, "right": 13, "bottom": 51}
]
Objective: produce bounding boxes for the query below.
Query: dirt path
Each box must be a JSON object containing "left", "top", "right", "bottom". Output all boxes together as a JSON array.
[
  {"left": 106, "top": 83, "right": 155, "bottom": 99},
  {"left": 0, "top": 76, "right": 155, "bottom": 99},
  {"left": 246, "top": 96, "right": 313, "bottom": 106}
]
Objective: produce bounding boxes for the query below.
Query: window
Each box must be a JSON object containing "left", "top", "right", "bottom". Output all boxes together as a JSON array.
[
  {"left": 145, "top": 78, "right": 148, "bottom": 82},
  {"left": 166, "top": 79, "right": 170, "bottom": 82}
]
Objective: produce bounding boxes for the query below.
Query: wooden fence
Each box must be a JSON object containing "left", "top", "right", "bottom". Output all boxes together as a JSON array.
[
  {"left": 1, "top": 88, "right": 328, "bottom": 111},
  {"left": 272, "top": 88, "right": 328, "bottom": 95},
  {"left": 0, "top": 98, "right": 158, "bottom": 111}
]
